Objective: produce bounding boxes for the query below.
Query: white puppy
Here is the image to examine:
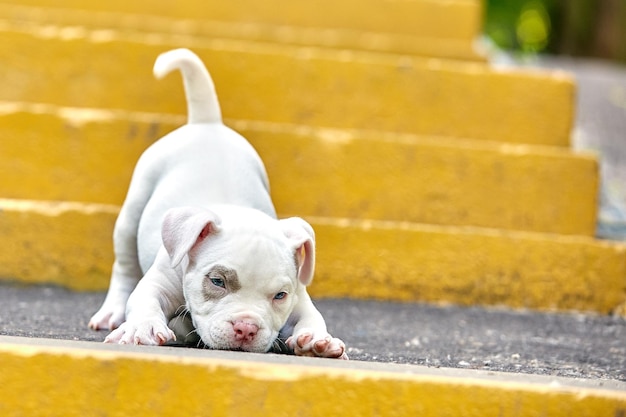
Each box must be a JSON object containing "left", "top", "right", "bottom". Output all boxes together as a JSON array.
[{"left": 89, "top": 48, "right": 347, "bottom": 359}]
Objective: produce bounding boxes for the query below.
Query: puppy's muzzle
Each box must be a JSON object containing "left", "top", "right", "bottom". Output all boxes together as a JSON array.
[{"left": 232, "top": 320, "right": 259, "bottom": 343}]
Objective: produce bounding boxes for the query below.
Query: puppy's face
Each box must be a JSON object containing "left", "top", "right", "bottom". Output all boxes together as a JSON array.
[
  {"left": 162, "top": 207, "right": 315, "bottom": 352},
  {"left": 183, "top": 235, "right": 300, "bottom": 352}
]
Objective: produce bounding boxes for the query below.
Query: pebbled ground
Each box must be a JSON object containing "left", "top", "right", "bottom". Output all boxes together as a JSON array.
[{"left": 0, "top": 283, "right": 624, "bottom": 381}]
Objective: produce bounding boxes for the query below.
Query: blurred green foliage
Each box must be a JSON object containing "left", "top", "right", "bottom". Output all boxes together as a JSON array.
[
  {"left": 485, "top": 0, "right": 626, "bottom": 61},
  {"left": 486, "top": 0, "right": 553, "bottom": 53}
]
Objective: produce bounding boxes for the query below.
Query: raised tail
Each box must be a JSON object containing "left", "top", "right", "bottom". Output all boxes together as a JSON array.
[{"left": 153, "top": 48, "right": 222, "bottom": 124}]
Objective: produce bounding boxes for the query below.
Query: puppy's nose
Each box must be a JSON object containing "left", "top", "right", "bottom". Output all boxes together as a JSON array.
[{"left": 232, "top": 320, "right": 259, "bottom": 342}]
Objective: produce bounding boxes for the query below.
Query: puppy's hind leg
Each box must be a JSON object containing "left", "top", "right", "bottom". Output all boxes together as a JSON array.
[
  {"left": 88, "top": 263, "right": 140, "bottom": 331},
  {"left": 90, "top": 141, "right": 162, "bottom": 331},
  {"left": 89, "top": 209, "right": 143, "bottom": 331},
  {"left": 89, "top": 229, "right": 141, "bottom": 330}
]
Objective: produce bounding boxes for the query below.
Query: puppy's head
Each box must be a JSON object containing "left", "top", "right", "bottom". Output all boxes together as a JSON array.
[{"left": 162, "top": 206, "right": 315, "bottom": 352}]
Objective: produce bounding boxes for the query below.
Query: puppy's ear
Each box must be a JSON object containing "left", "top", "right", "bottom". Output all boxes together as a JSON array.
[
  {"left": 279, "top": 217, "right": 315, "bottom": 286},
  {"left": 162, "top": 207, "right": 222, "bottom": 268}
]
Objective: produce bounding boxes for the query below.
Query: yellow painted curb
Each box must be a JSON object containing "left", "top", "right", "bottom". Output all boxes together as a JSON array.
[
  {"left": 1, "top": 199, "right": 624, "bottom": 313},
  {"left": 0, "top": 27, "right": 574, "bottom": 146},
  {"left": 0, "top": 104, "right": 597, "bottom": 235},
  {"left": 1, "top": 337, "right": 625, "bottom": 417},
  {"left": 311, "top": 217, "right": 626, "bottom": 313},
  {"left": 0, "top": 104, "right": 179, "bottom": 206},
  {"left": 0, "top": 199, "right": 117, "bottom": 290},
  {"left": 0, "top": 1, "right": 484, "bottom": 60},
  {"left": 244, "top": 122, "right": 598, "bottom": 236}
]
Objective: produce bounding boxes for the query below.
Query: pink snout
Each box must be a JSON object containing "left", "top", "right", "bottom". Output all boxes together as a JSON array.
[{"left": 232, "top": 320, "right": 259, "bottom": 343}]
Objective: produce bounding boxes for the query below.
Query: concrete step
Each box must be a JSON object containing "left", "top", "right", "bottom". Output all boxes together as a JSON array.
[
  {"left": 1, "top": 337, "right": 625, "bottom": 417},
  {"left": 0, "top": 1, "right": 485, "bottom": 60},
  {"left": 0, "top": 26, "right": 574, "bottom": 146},
  {"left": 0, "top": 105, "right": 598, "bottom": 235},
  {"left": 2, "top": 1, "right": 622, "bottom": 410},
  {"left": 1, "top": 199, "right": 624, "bottom": 314}
]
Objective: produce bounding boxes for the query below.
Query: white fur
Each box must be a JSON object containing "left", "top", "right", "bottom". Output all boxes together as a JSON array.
[{"left": 89, "top": 48, "right": 346, "bottom": 359}]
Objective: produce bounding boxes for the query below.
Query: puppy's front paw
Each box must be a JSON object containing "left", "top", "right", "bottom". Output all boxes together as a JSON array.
[
  {"left": 89, "top": 304, "right": 125, "bottom": 331},
  {"left": 104, "top": 319, "right": 176, "bottom": 346},
  {"left": 287, "top": 329, "right": 348, "bottom": 360}
]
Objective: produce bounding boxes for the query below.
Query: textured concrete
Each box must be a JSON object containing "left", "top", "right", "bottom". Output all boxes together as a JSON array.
[
  {"left": 0, "top": 27, "right": 574, "bottom": 145},
  {"left": 2, "top": 284, "right": 626, "bottom": 382},
  {"left": 0, "top": 106, "right": 599, "bottom": 235},
  {"left": 1, "top": 200, "right": 624, "bottom": 313},
  {"left": 494, "top": 55, "right": 626, "bottom": 240},
  {"left": 0, "top": 334, "right": 625, "bottom": 416},
  {"left": 0, "top": 1, "right": 624, "bottom": 414},
  {"left": 0, "top": 1, "right": 485, "bottom": 59}
]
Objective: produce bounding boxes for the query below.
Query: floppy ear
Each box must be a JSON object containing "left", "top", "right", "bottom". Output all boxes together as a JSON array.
[
  {"left": 161, "top": 207, "right": 222, "bottom": 268},
  {"left": 279, "top": 217, "right": 316, "bottom": 286}
]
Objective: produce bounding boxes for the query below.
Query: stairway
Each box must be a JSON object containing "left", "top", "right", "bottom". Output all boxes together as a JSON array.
[
  {"left": 1, "top": 0, "right": 624, "bottom": 313},
  {"left": 0, "top": 1, "right": 625, "bottom": 415}
]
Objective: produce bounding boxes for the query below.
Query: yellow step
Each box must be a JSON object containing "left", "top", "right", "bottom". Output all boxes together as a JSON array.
[
  {"left": 0, "top": 27, "right": 574, "bottom": 146},
  {"left": 0, "top": 1, "right": 485, "bottom": 60},
  {"left": 1, "top": 337, "right": 625, "bottom": 417},
  {"left": 0, "top": 199, "right": 117, "bottom": 291},
  {"left": 0, "top": 105, "right": 598, "bottom": 235},
  {"left": 1, "top": 199, "right": 624, "bottom": 314},
  {"left": 247, "top": 123, "right": 598, "bottom": 236}
]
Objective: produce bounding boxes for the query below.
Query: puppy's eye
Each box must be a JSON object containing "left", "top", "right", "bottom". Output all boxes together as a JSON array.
[
  {"left": 274, "top": 291, "right": 287, "bottom": 300},
  {"left": 210, "top": 278, "right": 226, "bottom": 288}
]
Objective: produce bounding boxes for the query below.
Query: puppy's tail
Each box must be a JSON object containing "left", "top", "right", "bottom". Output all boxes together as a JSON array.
[{"left": 153, "top": 48, "right": 222, "bottom": 124}]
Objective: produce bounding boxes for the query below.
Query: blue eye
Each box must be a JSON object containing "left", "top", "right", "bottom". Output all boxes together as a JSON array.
[
  {"left": 210, "top": 278, "right": 225, "bottom": 288},
  {"left": 274, "top": 292, "right": 287, "bottom": 300}
]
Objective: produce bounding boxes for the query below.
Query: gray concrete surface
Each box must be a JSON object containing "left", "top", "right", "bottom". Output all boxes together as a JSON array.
[{"left": 0, "top": 283, "right": 624, "bottom": 381}]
